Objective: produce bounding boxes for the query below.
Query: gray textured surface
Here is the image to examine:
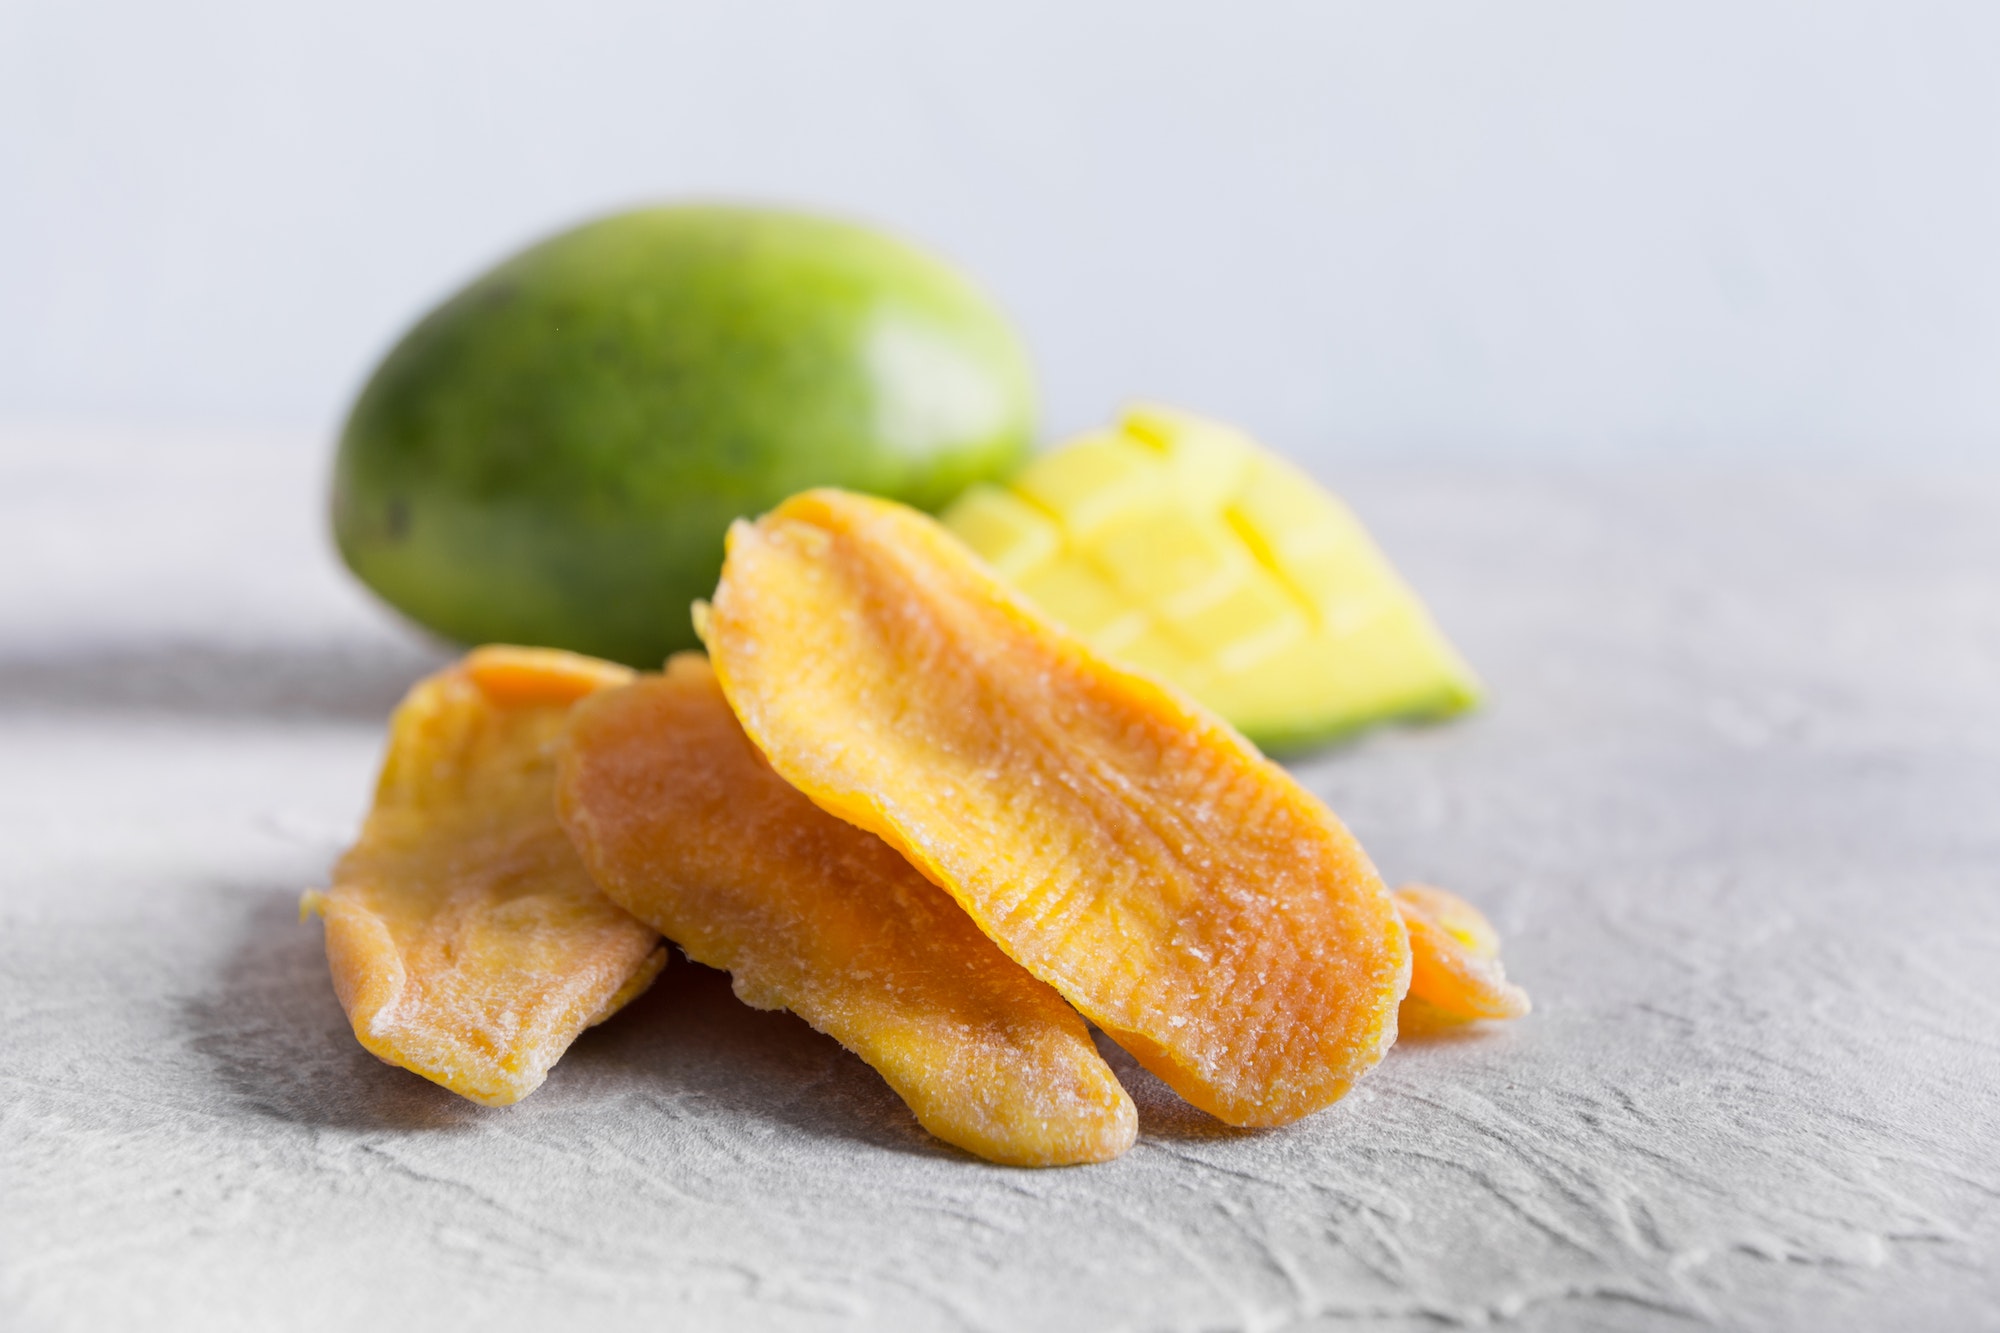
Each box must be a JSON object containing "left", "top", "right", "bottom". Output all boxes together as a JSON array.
[{"left": 3, "top": 439, "right": 1998, "bottom": 1331}]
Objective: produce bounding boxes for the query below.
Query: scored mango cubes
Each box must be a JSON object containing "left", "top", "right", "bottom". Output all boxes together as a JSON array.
[{"left": 943, "top": 406, "right": 1480, "bottom": 753}]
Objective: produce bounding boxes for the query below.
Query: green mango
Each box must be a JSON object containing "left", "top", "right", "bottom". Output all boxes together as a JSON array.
[{"left": 333, "top": 205, "right": 1035, "bottom": 665}]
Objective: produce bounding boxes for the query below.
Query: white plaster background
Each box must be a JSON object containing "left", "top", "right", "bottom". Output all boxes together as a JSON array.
[
  {"left": 3, "top": 438, "right": 1997, "bottom": 1330},
  {"left": 5, "top": 1, "right": 2000, "bottom": 461}
]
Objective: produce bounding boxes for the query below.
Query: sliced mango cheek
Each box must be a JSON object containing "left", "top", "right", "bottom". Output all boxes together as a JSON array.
[
  {"left": 321, "top": 646, "right": 665, "bottom": 1107},
  {"left": 942, "top": 404, "right": 1481, "bottom": 754},
  {"left": 556, "top": 654, "right": 1136, "bottom": 1167},
  {"left": 1393, "top": 884, "right": 1531, "bottom": 1030}
]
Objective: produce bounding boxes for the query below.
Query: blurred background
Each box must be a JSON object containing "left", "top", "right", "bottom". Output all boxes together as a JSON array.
[{"left": 5, "top": 0, "right": 1997, "bottom": 465}]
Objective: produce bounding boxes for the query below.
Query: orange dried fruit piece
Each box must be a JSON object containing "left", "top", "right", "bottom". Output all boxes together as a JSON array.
[
  {"left": 1392, "top": 884, "right": 1531, "bottom": 1031},
  {"left": 317, "top": 646, "right": 666, "bottom": 1106},
  {"left": 556, "top": 654, "right": 1137, "bottom": 1166},
  {"left": 701, "top": 488, "right": 1411, "bottom": 1128}
]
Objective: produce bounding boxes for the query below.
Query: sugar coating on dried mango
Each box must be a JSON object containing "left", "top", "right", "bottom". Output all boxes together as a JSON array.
[
  {"left": 1393, "top": 884, "right": 1530, "bottom": 1032},
  {"left": 317, "top": 646, "right": 666, "bottom": 1106},
  {"left": 942, "top": 405, "right": 1480, "bottom": 754},
  {"left": 702, "top": 489, "right": 1411, "bottom": 1128},
  {"left": 557, "top": 655, "right": 1136, "bottom": 1167}
]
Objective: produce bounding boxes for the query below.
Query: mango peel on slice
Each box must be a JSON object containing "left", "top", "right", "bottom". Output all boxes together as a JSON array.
[
  {"left": 942, "top": 405, "right": 1480, "bottom": 755},
  {"left": 1393, "top": 884, "right": 1531, "bottom": 1034},
  {"left": 316, "top": 646, "right": 666, "bottom": 1106},
  {"left": 701, "top": 489, "right": 1412, "bottom": 1128},
  {"left": 557, "top": 654, "right": 1137, "bottom": 1165}
]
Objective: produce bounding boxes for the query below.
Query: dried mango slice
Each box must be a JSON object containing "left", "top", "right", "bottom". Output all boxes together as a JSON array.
[
  {"left": 318, "top": 646, "right": 666, "bottom": 1106},
  {"left": 702, "top": 489, "right": 1411, "bottom": 1128},
  {"left": 556, "top": 655, "right": 1136, "bottom": 1166},
  {"left": 1393, "top": 884, "right": 1530, "bottom": 1032},
  {"left": 942, "top": 405, "right": 1480, "bottom": 754}
]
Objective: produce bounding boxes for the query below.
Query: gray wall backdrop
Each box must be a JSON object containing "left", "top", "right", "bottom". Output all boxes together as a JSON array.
[{"left": 5, "top": 0, "right": 1997, "bottom": 462}]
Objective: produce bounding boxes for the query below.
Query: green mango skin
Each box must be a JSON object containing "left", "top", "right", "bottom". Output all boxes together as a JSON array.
[
  {"left": 334, "top": 206, "right": 1036, "bottom": 665},
  {"left": 1245, "top": 680, "right": 1481, "bottom": 760}
]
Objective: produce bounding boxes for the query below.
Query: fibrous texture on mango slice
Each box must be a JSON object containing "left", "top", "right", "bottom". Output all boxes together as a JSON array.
[
  {"left": 320, "top": 646, "right": 666, "bottom": 1106},
  {"left": 702, "top": 489, "right": 1411, "bottom": 1127},
  {"left": 941, "top": 405, "right": 1480, "bottom": 754},
  {"left": 556, "top": 655, "right": 1137, "bottom": 1166},
  {"left": 1393, "top": 884, "right": 1531, "bottom": 1033}
]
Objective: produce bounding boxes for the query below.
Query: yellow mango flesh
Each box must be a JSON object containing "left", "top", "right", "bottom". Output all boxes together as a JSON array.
[
  {"left": 703, "top": 489, "right": 1411, "bottom": 1128},
  {"left": 556, "top": 655, "right": 1137, "bottom": 1166},
  {"left": 320, "top": 646, "right": 666, "bottom": 1106},
  {"left": 942, "top": 405, "right": 1480, "bottom": 753},
  {"left": 1392, "top": 884, "right": 1531, "bottom": 1032}
]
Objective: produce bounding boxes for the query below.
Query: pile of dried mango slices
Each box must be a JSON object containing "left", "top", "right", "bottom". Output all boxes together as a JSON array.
[{"left": 307, "top": 488, "right": 1527, "bottom": 1166}]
